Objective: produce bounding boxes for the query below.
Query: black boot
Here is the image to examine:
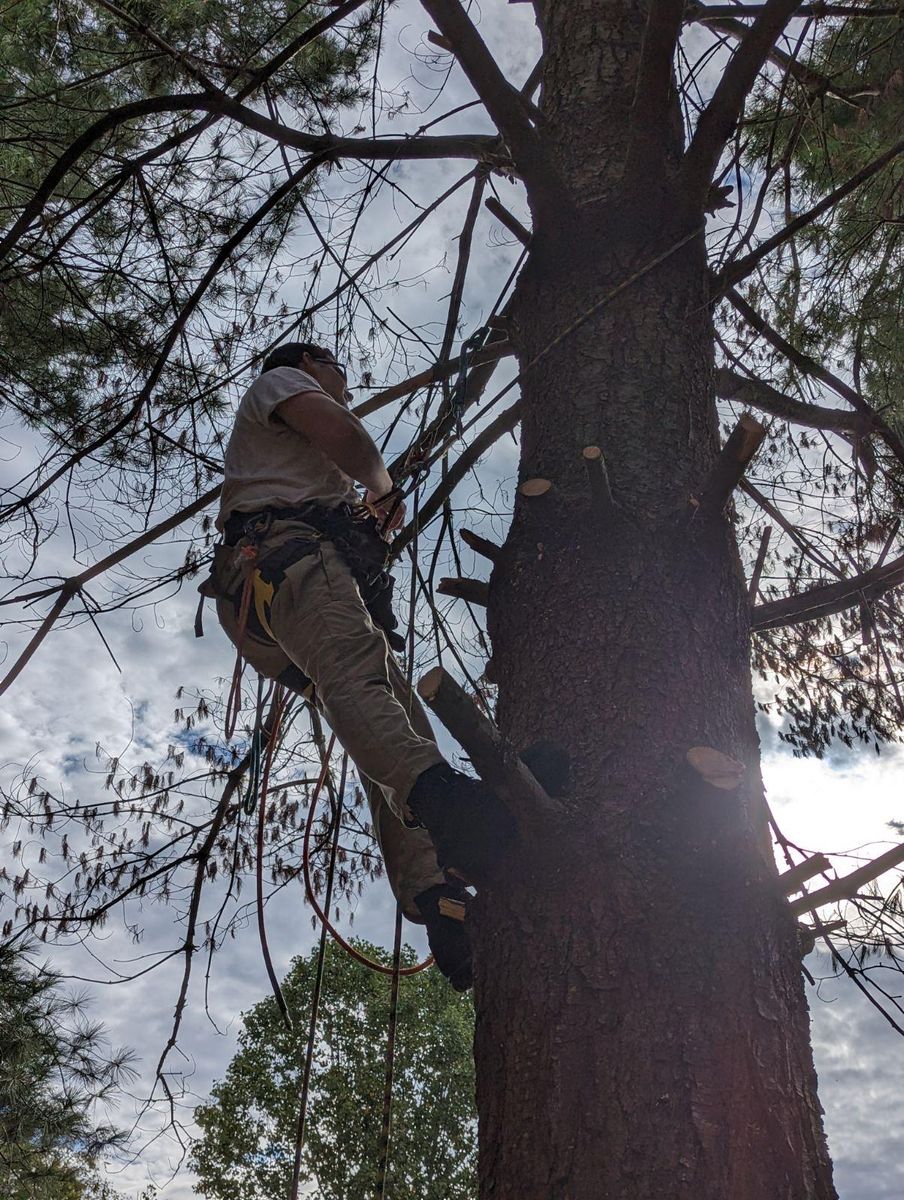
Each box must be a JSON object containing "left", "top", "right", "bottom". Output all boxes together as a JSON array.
[
  {"left": 407, "top": 763, "right": 515, "bottom": 886},
  {"left": 414, "top": 883, "right": 472, "bottom": 992}
]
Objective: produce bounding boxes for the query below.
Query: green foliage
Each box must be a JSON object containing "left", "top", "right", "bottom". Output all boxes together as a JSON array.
[
  {"left": 742, "top": 13, "right": 904, "bottom": 419},
  {"left": 190, "top": 941, "right": 476, "bottom": 1200},
  {"left": 0, "top": 1, "right": 378, "bottom": 472},
  {"left": 0, "top": 941, "right": 135, "bottom": 1199}
]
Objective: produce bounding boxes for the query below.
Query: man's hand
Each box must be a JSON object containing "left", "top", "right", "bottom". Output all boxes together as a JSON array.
[{"left": 365, "top": 486, "right": 406, "bottom": 534}]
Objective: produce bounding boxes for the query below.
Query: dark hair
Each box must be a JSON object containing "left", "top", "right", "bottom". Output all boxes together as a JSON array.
[{"left": 260, "top": 342, "right": 329, "bottom": 375}]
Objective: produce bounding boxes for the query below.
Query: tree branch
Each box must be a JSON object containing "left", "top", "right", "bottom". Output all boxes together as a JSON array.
[
  {"left": 715, "top": 366, "right": 871, "bottom": 434},
  {"left": 790, "top": 842, "right": 904, "bottom": 916},
  {"left": 718, "top": 137, "right": 904, "bottom": 288},
  {"left": 0, "top": 487, "right": 219, "bottom": 695},
  {"left": 752, "top": 551, "right": 904, "bottom": 631},
  {"left": 689, "top": 4, "right": 899, "bottom": 21},
  {"left": 418, "top": 0, "right": 571, "bottom": 214},
  {"left": 726, "top": 287, "right": 904, "bottom": 471},
  {"left": 682, "top": 0, "right": 803, "bottom": 197}
]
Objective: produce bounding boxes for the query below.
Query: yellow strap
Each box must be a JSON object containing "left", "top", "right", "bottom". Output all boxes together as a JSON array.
[{"left": 252, "top": 571, "right": 277, "bottom": 641}]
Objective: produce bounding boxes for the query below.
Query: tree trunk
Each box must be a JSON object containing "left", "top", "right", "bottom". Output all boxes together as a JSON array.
[{"left": 473, "top": 3, "right": 836, "bottom": 1197}]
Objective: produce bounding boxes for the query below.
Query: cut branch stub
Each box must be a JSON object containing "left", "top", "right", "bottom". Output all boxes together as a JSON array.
[
  {"left": 484, "top": 196, "right": 532, "bottom": 246},
  {"left": 581, "top": 446, "right": 616, "bottom": 516},
  {"left": 695, "top": 413, "right": 767, "bottom": 518},
  {"left": 460, "top": 527, "right": 502, "bottom": 563},
  {"left": 417, "top": 667, "right": 561, "bottom": 825},
  {"left": 789, "top": 842, "right": 904, "bottom": 917},
  {"left": 686, "top": 745, "right": 745, "bottom": 790},
  {"left": 427, "top": 29, "right": 454, "bottom": 52},
  {"left": 778, "top": 852, "right": 831, "bottom": 896},
  {"left": 519, "top": 478, "right": 552, "bottom": 498},
  {"left": 437, "top": 577, "right": 490, "bottom": 606}
]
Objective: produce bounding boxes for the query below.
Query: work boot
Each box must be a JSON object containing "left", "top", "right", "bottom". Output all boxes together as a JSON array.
[
  {"left": 407, "top": 763, "right": 515, "bottom": 886},
  {"left": 414, "top": 883, "right": 472, "bottom": 992}
]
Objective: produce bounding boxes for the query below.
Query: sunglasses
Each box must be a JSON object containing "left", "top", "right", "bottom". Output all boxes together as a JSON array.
[{"left": 310, "top": 356, "right": 347, "bottom": 379}]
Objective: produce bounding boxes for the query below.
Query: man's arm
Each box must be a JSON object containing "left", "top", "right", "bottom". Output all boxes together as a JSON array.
[{"left": 276, "top": 389, "right": 404, "bottom": 529}]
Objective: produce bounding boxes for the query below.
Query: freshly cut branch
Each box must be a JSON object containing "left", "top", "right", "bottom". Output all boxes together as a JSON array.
[
  {"left": 779, "top": 853, "right": 831, "bottom": 895},
  {"left": 582, "top": 446, "right": 616, "bottom": 516},
  {"left": 790, "top": 843, "right": 904, "bottom": 916},
  {"left": 695, "top": 414, "right": 767, "bottom": 517},
  {"left": 437, "top": 578, "right": 489, "bottom": 606},
  {"left": 417, "top": 666, "right": 561, "bottom": 825},
  {"left": 682, "top": 0, "right": 803, "bottom": 197},
  {"left": 752, "top": 551, "right": 904, "bottom": 631}
]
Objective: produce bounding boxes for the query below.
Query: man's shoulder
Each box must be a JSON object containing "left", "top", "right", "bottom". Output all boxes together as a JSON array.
[
  {"left": 246, "top": 366, "right": 326, "bottom": 400},
  {"left": 238, "top": 367, "right": 329, "bottom": 426}
]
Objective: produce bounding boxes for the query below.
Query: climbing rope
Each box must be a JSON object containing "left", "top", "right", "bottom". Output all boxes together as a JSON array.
[
  {"left": 288, "top": 745, "right": 347, "bottom": 1200},
  {"left": 254, "top": 683, "right": 293, "bottom": 1031}
]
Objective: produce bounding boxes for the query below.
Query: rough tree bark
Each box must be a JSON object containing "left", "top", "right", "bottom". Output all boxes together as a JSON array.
[{"left": 473, "top": 2, "right": 837, "bottom": 1197}]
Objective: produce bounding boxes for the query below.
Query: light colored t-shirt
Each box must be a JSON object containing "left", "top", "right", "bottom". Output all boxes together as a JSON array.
[{"left": 217, "top": 366, "right": 359, "bottom": 531}]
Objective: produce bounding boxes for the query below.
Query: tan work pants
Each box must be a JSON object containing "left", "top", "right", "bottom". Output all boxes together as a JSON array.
[{"left": 215, "top": 520, "right": 446, "bottom": 920}]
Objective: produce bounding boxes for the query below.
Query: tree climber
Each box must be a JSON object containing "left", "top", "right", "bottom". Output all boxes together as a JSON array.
[{"left": 208, "top": 342, "right": 515, "bottom": 991}]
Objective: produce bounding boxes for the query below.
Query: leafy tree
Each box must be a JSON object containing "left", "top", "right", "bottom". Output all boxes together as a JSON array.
[
  {"left": 0, "top": 941, "right": 134, "bottom": 1200},
  {"left": 3, "top": 3, "right": 904, "bottom": 1198},
  {"left": 190, "top": 941, "right": 476, "bottom": 1200}
]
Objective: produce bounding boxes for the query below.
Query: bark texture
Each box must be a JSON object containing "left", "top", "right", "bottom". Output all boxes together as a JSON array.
[{"left": 473, "top": 2, "right": 837, "bottom": 1197}]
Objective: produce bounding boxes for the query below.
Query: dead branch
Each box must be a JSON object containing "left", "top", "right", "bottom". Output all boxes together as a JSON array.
[
  {"left": 682, "top": 0, "right": 804, "bottom": 198},
  {"left": 460, "top": 527, "right": 502, "bottom": 563},
  {"left": 727, "top": 287, "right": 904, "bottom": 471},
  {"left": 484, "top": 196, "right": 532, "bottom": 246},
  {"left": 790, "top": 843, "right": 904, "bottom": 916},
  {"left": 779, "top": 852, "right": 831, "bottom": 895},
  {"left": 752, "top": 551, "right": 904, "bottom": 631},
  {"left": 748, "top": 524, "right": 772, "bottom": 603},
  {"left": 354, "top": 339, "right": 513, "bottom": 419},
  {"left": 695, "top": 414, "right": 767, "bottom": 517},
  {"left": 393, "top": 399, "right": 522, "bottom": 556},
  {"left": 715, "top": 367, "right": 871, "bottom": 434}
]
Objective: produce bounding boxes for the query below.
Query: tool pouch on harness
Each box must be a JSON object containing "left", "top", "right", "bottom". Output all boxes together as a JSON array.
[{"left": 197, "top": 506, "right": 406, "bottom": 652}]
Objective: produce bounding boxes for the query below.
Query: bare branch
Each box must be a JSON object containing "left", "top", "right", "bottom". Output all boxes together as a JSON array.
[
  {"left": 752, "top": 551, "right": 904, "bottom": 631},
  {"left": 418, "top": 0, "right": 571, "bottom": 214},
  {"left": 715, "top": 367, "right": 871, "bottom": 433},
  {"left": 682, "top": 0, "right": 803, "bottom": 197}
]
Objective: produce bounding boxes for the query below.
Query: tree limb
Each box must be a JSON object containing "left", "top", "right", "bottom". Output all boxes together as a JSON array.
[
  {"left": 418, "top": 0, "right": 571, "bottom": 214},
  {"left": 682, "top": 0, "right": 804, "bottom": 197},
  {"left": 715, "top": 367, "right": 871, "bottom": 433},
  {"left": 718, "top": 136, "right": 904, "bottom": 288},
  {"left": 752, "top": 551, "right": 904, "bottom": 631}
]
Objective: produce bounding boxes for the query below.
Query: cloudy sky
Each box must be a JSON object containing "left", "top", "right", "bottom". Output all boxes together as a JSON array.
[{"left": 2, "top": 3, "right": 903, "bottom": 1198}]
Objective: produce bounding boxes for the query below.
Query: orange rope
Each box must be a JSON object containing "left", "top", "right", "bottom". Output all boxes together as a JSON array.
[{"left": 301, "top": 734, "right": 433, "bottom": 977}]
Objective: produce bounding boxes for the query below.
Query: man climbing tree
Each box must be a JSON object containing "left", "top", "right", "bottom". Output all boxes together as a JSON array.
[
  {"left": 209, "top": 339, "right": 514, "bottom": 990},
  {"left": 2, "top": 3, "right": 904, "bottom": 1199}
]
